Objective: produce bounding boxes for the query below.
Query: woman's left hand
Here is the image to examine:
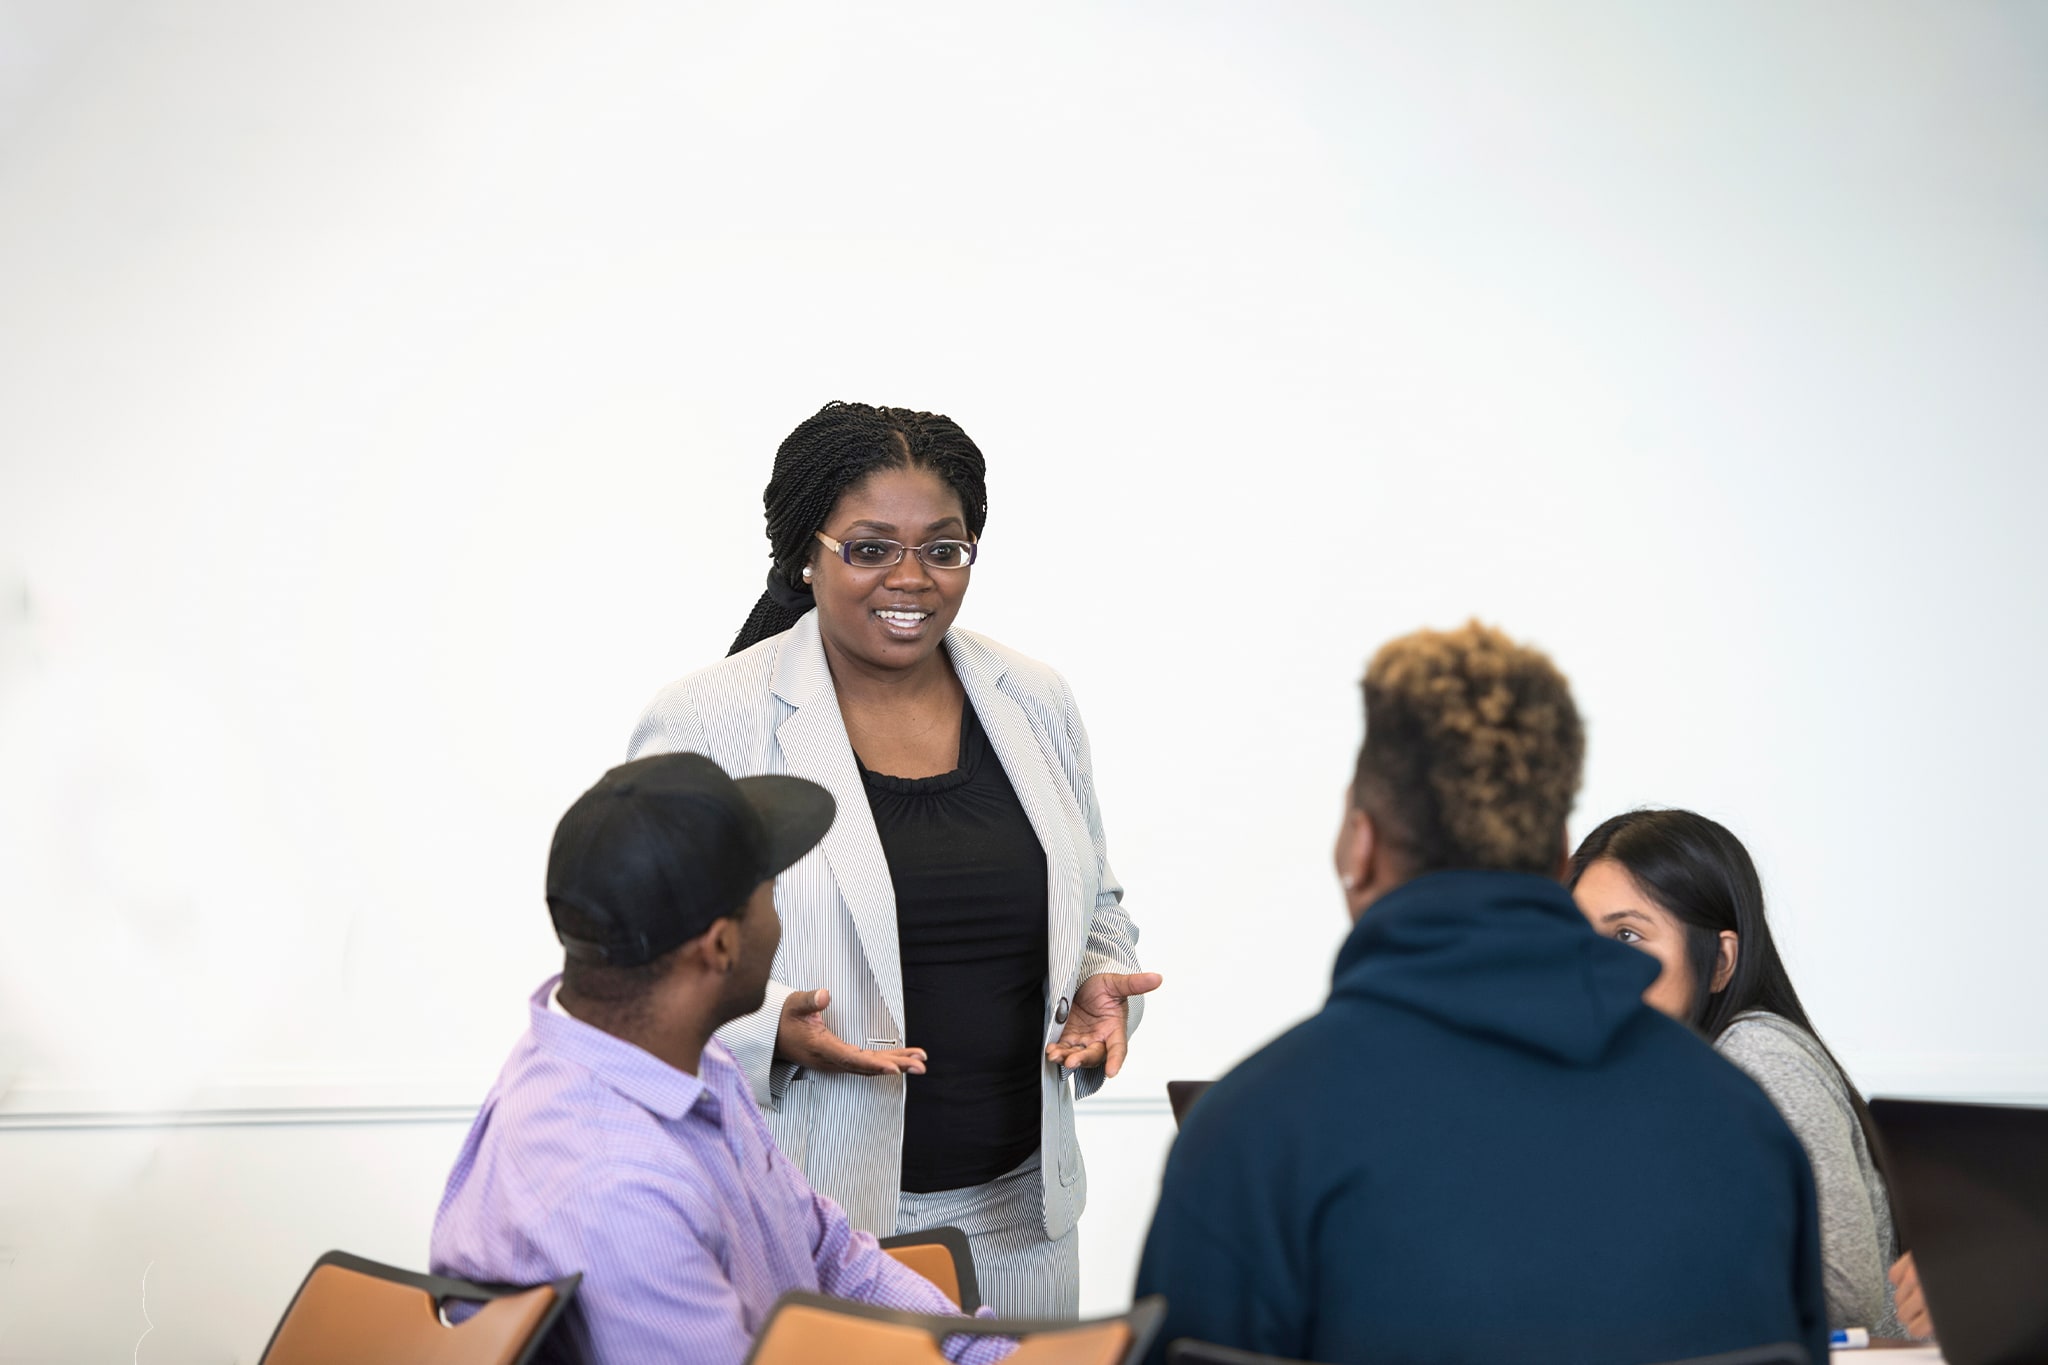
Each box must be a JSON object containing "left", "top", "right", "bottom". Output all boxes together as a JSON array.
[{"left": 1046, "top": 971, "right": 1164, "bottom": 1078}]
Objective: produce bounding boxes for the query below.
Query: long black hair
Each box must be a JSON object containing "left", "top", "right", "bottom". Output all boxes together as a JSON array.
[
  {"left": 727, "top": 402, "right": 989, "bottom": 656},
  {"left": 1568, "top": 807, "right": 1888, "bottom": 1179}
]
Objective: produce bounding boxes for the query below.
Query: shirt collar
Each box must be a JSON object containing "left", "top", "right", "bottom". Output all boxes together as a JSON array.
[{"left": 527, "top": 975, "right": 721, "bottom": 1124}]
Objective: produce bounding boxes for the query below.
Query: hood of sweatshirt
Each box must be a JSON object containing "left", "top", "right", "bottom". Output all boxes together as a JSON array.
[{"left": 1330, "top": 869, "right": 1663, "bottom": 1067}]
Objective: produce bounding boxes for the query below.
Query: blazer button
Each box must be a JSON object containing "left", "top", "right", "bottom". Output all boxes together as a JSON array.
[{"left": 1054, "top": 997, "right": 1070, "bottom": 1024}]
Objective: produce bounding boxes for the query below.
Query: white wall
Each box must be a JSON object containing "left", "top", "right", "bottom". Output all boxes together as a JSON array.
[{"left": 3, "top": 2, "right": 2045, "bottom": 1360}]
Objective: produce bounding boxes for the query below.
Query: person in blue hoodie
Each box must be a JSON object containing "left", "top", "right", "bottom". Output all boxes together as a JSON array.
[{"left": 1134, "top": 622, "right": 1827, "bottom": 1365}]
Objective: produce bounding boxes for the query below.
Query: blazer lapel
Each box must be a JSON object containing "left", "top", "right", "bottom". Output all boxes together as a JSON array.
[
  {"left": 950, "top": 633, "right": 1089, "bottom": 1003},
  {"left": 771, "top": 615, "right": 906, "bottom": 1036}
]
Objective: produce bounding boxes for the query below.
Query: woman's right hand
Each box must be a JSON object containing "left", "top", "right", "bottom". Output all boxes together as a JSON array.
[{"left": 776, "top": 988, "right": 928, "bottom": 1076}]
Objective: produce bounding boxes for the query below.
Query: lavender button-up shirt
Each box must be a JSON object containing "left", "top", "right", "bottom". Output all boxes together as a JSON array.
[{"left": 431, "top": 977, "right": 1008, "bottom": 1364}]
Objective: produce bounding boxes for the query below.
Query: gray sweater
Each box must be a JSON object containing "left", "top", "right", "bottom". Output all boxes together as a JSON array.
[{"left": 1717, "top": 1011, "right": 1902, "bottom": 1337}]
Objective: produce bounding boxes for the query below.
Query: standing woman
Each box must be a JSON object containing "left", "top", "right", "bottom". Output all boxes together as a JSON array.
[
  {"left": 1568, "top": 809, "right": 1905, "bottom": 1338},
  {"left": 629, "top": 401, "right": 1158, "bottom": 1317}
]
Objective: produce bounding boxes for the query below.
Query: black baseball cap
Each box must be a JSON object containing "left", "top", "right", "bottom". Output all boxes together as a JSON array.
[{"left": 545, "top": 753, "right": 835, "bottom": 966}]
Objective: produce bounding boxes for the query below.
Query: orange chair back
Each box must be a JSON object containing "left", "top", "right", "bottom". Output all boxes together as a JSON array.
[
  {"left": 746, "top": 1300, "right": 946, "bottom": 1365},
  {"left": 1008, "top": 1320, "right": 1133, "bottom": 1365},
  {"left": 747, "top": 1298, "right": 1135, "bottom": 1365},
  {"left": 263, "top": 1262, "right": 557, "bottom": 1365},
  {"left": 882, "top": 1241, "right": 965, "bottom": 1310}
]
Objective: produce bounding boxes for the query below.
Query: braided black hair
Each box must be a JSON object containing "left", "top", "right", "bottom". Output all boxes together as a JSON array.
[{"left": 728, "top": 402, "right": 989, "bottom": 655}]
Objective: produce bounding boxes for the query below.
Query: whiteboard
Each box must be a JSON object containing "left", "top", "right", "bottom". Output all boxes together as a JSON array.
[{"left": 3, "top": 0, "right": 2046, "bottom": 1123}]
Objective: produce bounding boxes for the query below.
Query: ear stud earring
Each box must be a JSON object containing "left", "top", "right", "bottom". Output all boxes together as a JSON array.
[{"left": 801, "top": 566, "right": 813, "bottom": 582}]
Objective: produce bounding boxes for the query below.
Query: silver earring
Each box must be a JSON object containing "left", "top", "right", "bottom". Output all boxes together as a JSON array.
[{"left": 1340, "top": 874, "right": 1357, "bottom": 891}]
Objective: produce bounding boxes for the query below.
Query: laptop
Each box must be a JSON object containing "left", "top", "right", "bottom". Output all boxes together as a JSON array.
[
  {"left": 1867, "top": 1098, "right": 2048, "bottom": 1365},
  {"left": 1166, "top": 1080, "right": 1213, "bottom": 1128}
]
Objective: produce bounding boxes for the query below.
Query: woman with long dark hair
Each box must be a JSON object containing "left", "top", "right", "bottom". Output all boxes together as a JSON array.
[
  {"left": 1569, "top": 809, "right": 1904, "bottom": 1337},
  {"left": 627, "top": 401, "right": 1158, "bottom": 1317}
]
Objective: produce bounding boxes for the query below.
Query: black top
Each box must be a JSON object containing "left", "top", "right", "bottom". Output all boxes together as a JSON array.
[{"left": 858, "top": 701, "right": 1049, "bottom": 1193}]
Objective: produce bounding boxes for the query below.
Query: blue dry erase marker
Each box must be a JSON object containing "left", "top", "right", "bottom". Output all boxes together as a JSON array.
[{"left": 1830, "top": 1328, "right": 1870, "bottom": 1350}]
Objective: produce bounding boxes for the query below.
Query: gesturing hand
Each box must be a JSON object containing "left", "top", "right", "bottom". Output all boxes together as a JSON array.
[
  {"left": 1045, "top": 971, "right": 1164, "bottom": 1078},
  {"left": 776, "top": 988, "right": 928, "bottom": 1076}
]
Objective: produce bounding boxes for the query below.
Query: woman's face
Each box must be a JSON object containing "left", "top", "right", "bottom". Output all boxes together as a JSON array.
[
  {"left": 809, "top": 464, "right": 972, "bottom": 676},
  {"left": 1572, "top": 857, "right": 1700, "bottom": 1020}
]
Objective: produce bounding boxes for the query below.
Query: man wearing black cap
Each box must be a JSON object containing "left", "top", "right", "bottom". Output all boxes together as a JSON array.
[{"left": 430, "top": 752, "right": 1009, "bottom": 1364}]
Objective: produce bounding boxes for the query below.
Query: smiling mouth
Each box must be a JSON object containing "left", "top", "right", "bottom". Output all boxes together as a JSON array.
[{"left": 873, "top": 608, "right": 932, "bottom": 629}]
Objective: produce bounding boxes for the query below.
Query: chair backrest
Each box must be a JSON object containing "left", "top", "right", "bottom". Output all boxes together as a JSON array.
[
  {"left": 1005, "top": 1319, "right": 1137, "bottom": 1365},
  {"left": 259, "top": 1250, "right": 582, "bottom": 1365},
  {"left": 1642, "top": 1346, "right": 1807, "bottom": 1365},
  {"left": 1167, "top": 1339, "right": 1331, "bottom": 1365},
  {"left": 1166, "top": 1080, "right": 1213, "bottom": 1128},
  {"left": 744, "top": 1290, "right": 1166, "bottom": 1365},
  {"left": 1167, "top": 1340, "right": 1803, "bottom": 1365},
  {"left": 879, "top": 1226, "right": 981, "bottom": 1312},
  {"left": 744, "top": 1300, "right": 944, "bottom": 1365}
]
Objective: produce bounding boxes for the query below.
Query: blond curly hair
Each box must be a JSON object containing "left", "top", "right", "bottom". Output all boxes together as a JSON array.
[{"left": 1352, "top": 621, "right": 1584, "bottom": 876}]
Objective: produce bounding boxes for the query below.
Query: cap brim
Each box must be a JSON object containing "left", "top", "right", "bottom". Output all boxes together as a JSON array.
[{"left": 734, "top": 774, "right": 836, "bottom": 878}]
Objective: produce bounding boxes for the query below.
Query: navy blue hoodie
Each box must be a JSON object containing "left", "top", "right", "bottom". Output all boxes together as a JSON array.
[{"left": 1135, "top": 871, "right": 1827, "bottom": 1365}]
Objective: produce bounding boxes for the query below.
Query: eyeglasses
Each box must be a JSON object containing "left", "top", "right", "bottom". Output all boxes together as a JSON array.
[{"left": 814, "top": 531, "right": 978, "bottom": 571}]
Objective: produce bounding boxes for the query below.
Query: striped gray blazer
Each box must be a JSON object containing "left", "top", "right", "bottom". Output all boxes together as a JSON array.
[{"left": 627, "top": 611, "right": 1145, "bottom": 1241}]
